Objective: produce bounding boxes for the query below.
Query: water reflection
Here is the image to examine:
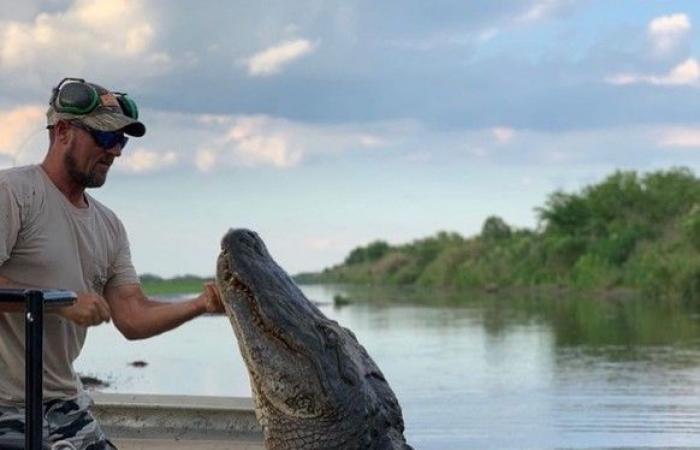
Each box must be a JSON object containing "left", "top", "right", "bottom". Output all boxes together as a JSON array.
[{"left": 76, "top": 285, "right": 700, "bottom": 449}]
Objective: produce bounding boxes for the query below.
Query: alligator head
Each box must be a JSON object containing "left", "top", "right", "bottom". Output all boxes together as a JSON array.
[{"left": 216, "top": 229, "right": 413, "bottom": 450}]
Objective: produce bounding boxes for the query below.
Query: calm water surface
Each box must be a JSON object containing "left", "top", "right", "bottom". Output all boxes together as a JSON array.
[{"left": 75, "top": 285, "right": 700, "bottom": 449}]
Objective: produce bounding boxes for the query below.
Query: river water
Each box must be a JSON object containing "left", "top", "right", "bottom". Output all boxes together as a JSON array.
[{"left": 74, "top": 285, "right": 700, "bottom": 449}]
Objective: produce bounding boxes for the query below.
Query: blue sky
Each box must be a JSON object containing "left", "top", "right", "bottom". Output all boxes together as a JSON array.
[{"left": 2, "top": 0, "right": 700, "bottom": 277}]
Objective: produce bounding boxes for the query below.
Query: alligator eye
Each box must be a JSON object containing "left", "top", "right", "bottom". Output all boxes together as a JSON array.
[{"left": 320, "top": 325, "right": 338, "bottom": 346}]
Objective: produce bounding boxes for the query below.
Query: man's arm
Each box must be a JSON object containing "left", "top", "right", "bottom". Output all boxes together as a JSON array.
[
  {"left": 0, "top": 181, "right": 22, "bottom": 313},
  {"left": 104, "top": 282, "right": 224, "bottom": 340}
]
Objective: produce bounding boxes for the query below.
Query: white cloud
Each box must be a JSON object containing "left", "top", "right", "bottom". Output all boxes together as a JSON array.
[
  {"left": 195, "top": 148, "right": 217, "bottom": 172},
  {"left": 0, "top": 105, "right": 44, "bottom": 157},
  {"left": 0, "top": 0, "right": 171, "bottom": 79},
  {"left": 185, "top": 114, "right": 404, "bottom": 171},
  {"left": 224, "top": 116, "right": 303, "bottom": 168},
  {"left": 658, "top": 127, "right": 700, "bottom": 148},
  {"left": 357, "top": 134, "right": 386, "bottom": 148},
  {"left": 648, "top": 13, "right": 691, "bottom": 55},
  {"left": 246, "top": 39, "right": 317, "bottom": 76},
  {"left": 118, "top": 149, "right": 177, "bottom": 173},
  {"left": 517, "top": 0, "right": 574, "bottom": 22},
  {"left": 477, "top": 29, "right": 499, "bottom": 43},
  {"left": 606, "top": 58, "right": 700, "bottom": 86},
  {"left": 492, "top": 127, "right": 515, "bottom": 144}
]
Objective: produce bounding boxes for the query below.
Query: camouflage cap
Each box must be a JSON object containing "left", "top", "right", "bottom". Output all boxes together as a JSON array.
[{"left": 46, "top": 82, "right": 146, "bottom": 137}]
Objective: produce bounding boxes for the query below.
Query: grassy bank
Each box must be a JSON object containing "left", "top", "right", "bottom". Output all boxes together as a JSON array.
[
  {"left": 140, "top": 274, "right": 211, "bottom": 296},
  {"left": 297, "top": 167, "right": 700, "bottom": 302}
]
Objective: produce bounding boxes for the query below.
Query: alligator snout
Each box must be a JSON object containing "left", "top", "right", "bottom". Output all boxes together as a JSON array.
[{"left": 237, "top": 229, "right": 265, "bottom": 258}]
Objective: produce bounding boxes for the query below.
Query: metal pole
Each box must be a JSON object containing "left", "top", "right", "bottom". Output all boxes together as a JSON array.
[{"left": 25, "top": 290, "right": 44, "bottom": 450}]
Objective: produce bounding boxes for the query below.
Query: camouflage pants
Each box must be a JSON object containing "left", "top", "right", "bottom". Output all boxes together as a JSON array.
[{"left": 0, "top": 392, "right": 116, "bottom": 450}]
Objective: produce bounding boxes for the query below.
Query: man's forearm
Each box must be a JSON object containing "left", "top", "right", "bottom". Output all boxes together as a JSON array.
[
  {"left": 120, "top": 296, "right": 208, "bottom": 340},
  {"left": 107, "top": 282, "right": 223, "bottom": 340}
]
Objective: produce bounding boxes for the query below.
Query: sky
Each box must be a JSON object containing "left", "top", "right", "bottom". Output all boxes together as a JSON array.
[{"left": 2, "top": 0, "right": 700, "bottom": 277}]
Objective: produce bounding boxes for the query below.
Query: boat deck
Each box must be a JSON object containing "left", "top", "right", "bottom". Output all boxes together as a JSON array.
[
  {"left": 92, "top": 393, "right": 264, "bottom": 450},
  {"left": 113, "top": 437, "right": 264, "bottom": 449}
]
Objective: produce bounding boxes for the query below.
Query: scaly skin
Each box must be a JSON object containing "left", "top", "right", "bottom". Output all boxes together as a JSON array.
[{"left": 216, "top": 229, "right": 413, "bottom": 450}]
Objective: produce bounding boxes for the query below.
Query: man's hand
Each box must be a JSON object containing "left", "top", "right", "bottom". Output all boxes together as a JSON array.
[
  {"left": 56, "top": 292, "right": 111, "bottom": 327},
  {"left": 200, "top": 282, "right": 225, "bottom": 314}
]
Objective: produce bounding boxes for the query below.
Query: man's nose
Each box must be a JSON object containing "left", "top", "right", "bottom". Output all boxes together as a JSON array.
[{"left": 104, "top": 144, "right": 122, "bottom": 157}]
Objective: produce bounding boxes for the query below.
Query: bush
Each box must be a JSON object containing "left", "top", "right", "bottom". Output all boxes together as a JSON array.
[
  {"left": 417, "top": 246, "right": 470, "bottom": 287},
  {"left": 481, "top": 216, "right": 512, "bottom": 241},
  {"left": 683, "top": 206, "right": 700, "bottom": 251},
  {"left": 345, "top": 240, "right": 390, "bottom": 265},
  {"left": 572, "top": 254, "right": 617, "bottom": 288}
]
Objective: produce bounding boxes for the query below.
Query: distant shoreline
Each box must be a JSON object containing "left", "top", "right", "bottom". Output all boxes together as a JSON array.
[
  {"left": 140, "top": 274, "right": 212, "bottom": 296},
  {"left": 295, "top": 168, "right": 700, "bottom": 303}
]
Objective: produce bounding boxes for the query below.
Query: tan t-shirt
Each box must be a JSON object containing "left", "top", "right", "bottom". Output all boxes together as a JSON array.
[{"left": 0, "top": 165, "right": 139, "bottom": 406}]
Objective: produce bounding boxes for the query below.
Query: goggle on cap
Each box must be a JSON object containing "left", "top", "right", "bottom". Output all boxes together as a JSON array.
[{"left": 46, "top": 80, "right": 146, "bottom": 137}]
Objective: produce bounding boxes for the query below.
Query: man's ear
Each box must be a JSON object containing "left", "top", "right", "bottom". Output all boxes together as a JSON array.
[{"left": 53, "top": 121, "right": 73, "bottom": 146}]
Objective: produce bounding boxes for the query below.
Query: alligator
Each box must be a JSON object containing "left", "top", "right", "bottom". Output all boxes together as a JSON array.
[{"left": 216, "top": 229, "right": 414, "bottom": 450}]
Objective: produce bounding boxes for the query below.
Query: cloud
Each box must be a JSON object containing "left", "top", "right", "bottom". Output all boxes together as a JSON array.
[
  {"left": 606, "top": 58, "right": 700, "bottom": 86},
  {"left": 191, "top": 115, "right": 305, "bottom": 170},
  {"left": 224, "top": 116, "right": 302, "bottom": 168},
  {"left": 357, "top": 134, "right": 386, "bottom": 148},
  {"left": 187, "top": 114, "right": 405, "bottom": 171},
  {"left": 492, "top": 127, "right": 515, "bottom": 144},
  {"left": 0, "top": 0, "right": 171, "bottom": 79},
  {"left": 245, "top": 39, "right": 317, "bottom": 76},
  {"left": 648, "top": 13, "right": 691, "bottom": 55},
  {"left": 0, "top": 105, "right": 44, "bottom": 157},
  {"left": 118, "top": 149, "right": 178, "bottom": 173},
  {"left": 516, "top": 0, "right": 576, "bottom": 22},
  {"left": 657, "top": 127, "right": 700, "bottom": 148},
  {"left": 195, "top": 148, "right": 217, "bottom": 172}
]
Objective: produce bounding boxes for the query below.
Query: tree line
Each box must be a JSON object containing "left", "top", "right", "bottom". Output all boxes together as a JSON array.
[{"left": 296, "top": 167, "right": 700, "bottom": 301}]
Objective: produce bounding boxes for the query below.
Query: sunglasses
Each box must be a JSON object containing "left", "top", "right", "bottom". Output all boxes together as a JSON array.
[{"left": 71, "top": 121, "right": 129, "bottom": 150}]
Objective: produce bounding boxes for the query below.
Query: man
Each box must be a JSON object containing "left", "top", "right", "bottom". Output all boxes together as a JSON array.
[{"left": 0, "top": 78, "right": 224, "bottom": 450}]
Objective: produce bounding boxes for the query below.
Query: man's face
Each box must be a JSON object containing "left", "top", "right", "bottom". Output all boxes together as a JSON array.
[{"left": 62, "top": 122, "right": 123, "bottom": 188}]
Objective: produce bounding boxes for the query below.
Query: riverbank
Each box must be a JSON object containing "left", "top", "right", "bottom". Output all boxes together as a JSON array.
[{"left": 141, "top": 274, "right": 211, "bottom": 296}]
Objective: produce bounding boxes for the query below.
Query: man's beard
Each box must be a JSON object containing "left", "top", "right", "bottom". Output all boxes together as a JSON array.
[{"left": 64, "top": 152, "right": 106, "bottom": 188}]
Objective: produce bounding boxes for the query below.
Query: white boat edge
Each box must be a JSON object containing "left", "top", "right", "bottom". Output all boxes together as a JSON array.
[{"left": 92, "top": 392, "right": 264, "bottom": 449}]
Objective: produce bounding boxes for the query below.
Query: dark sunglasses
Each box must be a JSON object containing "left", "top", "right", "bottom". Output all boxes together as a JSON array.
[{"left": 71, "top": 121, "right": 129, "bottom": 150}]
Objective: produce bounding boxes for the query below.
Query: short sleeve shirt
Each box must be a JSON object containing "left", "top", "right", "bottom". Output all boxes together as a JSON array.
[{"left": 0, "top": 165, "right": 138, "bottom": 405}]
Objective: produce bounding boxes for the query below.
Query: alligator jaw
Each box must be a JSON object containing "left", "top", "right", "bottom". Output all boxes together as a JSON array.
[{"left": 217, "top": 245, "right": 329, "bottom": 420}]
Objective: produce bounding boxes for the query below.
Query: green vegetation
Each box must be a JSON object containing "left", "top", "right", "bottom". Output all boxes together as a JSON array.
[
  {"left": 140, "top": 274, "right": 211, "bottom": 296},
  {"left": 296, "top": 167, "right": 700, "bottom": 301}
]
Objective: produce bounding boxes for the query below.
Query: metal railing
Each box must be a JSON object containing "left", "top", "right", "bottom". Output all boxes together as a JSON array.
[{"left": 0, "top": 288, "right": 77, "bottom": 450}]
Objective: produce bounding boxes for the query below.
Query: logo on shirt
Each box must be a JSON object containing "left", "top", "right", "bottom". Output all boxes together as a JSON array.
[{"left": 92, "top": 274, "right": 108, "bottom": 293}]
